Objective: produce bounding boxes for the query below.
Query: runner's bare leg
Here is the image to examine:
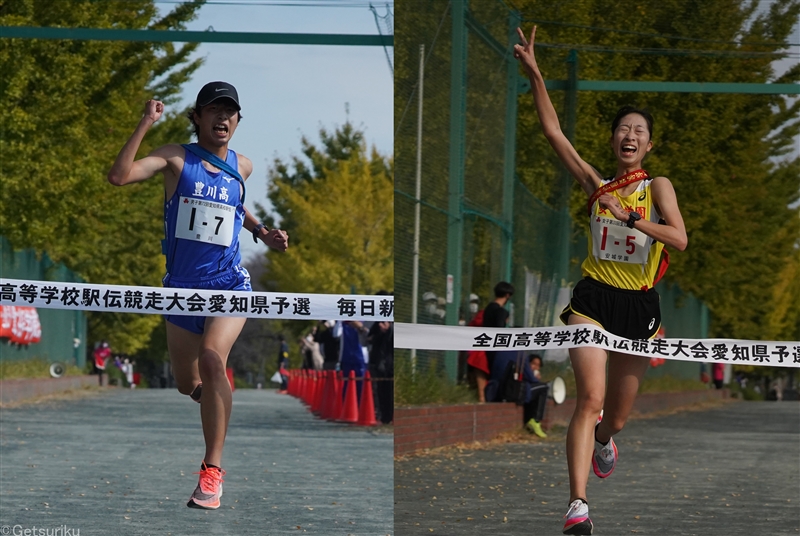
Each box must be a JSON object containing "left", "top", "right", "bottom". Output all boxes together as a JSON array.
[
  {"left": 566, "top": 314, "right": 607, "bottom": 503},
  {"left": 597, "top": 352, "right": 649, "bottom": 443},
  {"left": 198, "top": 316, "right": 247, "bottom": 467},
  {"left": 166, "top": 323, "right": 202, "bottom": 395}
]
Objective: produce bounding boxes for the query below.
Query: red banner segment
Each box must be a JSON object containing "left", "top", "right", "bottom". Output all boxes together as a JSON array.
[{"left": 0, "top": 305, "right": 42, "bottom": 345}]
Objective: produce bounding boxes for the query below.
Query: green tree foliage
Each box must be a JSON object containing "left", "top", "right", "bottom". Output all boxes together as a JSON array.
[
  {"left": 396, "top": 0, "right": 799, "bottom": 339},
  {"left": 251, "top": 123, "right": 393, "bottom": 350},
  {"left": 512, "top": 0, "right": 800, "bottom": 339},
  {"left": 257, "top": 122, "right": 394, "bottom": 295},
  {"left": 1, "top": 0, "right": 204, "bottom": 352},
  {"left": 766, "top": 245, "right": 800, "bottom": 340}
]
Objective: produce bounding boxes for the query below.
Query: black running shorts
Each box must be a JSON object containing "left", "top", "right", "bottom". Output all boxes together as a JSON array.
[{"left": 560, "top": 277, "right": 661, "bottom": 341}]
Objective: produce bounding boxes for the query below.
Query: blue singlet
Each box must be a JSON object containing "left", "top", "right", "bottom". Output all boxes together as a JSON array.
[
  {"left": 161, "top": 145, "right": 251, "bottom": 334},
  {"left": 163, "top": 144, "right": 246, "bottom": 282}
]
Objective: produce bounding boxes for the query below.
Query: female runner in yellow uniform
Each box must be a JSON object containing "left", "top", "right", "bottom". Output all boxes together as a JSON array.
[{"left": 514, "top": 27, "right": 688, "bottom": 535}]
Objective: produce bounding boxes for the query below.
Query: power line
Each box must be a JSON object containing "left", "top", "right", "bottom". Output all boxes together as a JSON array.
[
  {"left": 501, "top": 0, "right": 799, "bottom": 49},
  {"left": 370, "top": 3, "right": 394, "bottom": 76},
  {"left": 518, "top": 17, "right": 800, "bottom": 49},
  {"left": 150, "top": 0, "right": 391, "bottom": 7},
  {"left": 535, "top": 41, "right": 799, "bottom": 59}
]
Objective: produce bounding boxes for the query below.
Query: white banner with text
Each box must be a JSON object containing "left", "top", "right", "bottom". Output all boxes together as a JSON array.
[
  {"left": 0, "top": 279, "right": 393, "bottom": 322},
  {"left": 395, "top": 323, "right": 800, "bottom": 368}
]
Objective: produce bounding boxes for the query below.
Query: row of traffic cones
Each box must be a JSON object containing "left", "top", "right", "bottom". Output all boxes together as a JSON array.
[{"left": 286, "top": 369, "right": 377, "bottom": 426}]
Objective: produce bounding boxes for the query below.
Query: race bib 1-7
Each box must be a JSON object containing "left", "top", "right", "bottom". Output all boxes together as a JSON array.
[{"left": 175, "top": 197, "right": 235, "bottom": 247}]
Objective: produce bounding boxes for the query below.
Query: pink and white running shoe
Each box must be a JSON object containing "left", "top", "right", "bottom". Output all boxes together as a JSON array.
[{"left": 563, "top": 499, "right": 593, "bottom": 535}]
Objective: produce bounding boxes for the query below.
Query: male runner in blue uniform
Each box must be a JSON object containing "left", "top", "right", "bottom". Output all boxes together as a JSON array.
[{"left": 108, "top": 81, "right": 289, "bottom": 509}]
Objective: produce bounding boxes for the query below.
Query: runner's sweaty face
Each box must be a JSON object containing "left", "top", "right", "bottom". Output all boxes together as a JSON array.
[
  {"left": 194, "top": 99, "right": 240, "bottom": 145},
  {"left": 610, "top": 113, "right": 652, "bottom": 167}
]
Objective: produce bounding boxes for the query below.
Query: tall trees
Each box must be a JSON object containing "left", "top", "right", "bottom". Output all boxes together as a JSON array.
[
  {"left": 395, "top": 0, "right": 798, "bottom": 339},
  {"left": 513, "top": 0, "right": 800, "bottom": 338},
  {"left": 258, "top": 123, "right": 394, "bottom": 296},
  {"left": 1, "top": 0, "right": 204, "bottom": 351},
  {"left": 249, "top": 122, "right": 394, "bottom": 355}
]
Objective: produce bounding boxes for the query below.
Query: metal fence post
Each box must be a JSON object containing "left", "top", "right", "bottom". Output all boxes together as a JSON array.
[
  {"left": 445, "top": 0, "right": 468, "bottom": 380},
  {"left": 502, "top": 10, "right": 522, "bottom": 312}
]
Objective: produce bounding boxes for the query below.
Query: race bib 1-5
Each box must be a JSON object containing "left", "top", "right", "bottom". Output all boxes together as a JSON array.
[
  {"left": 174, "top": 197, "right": 235, "bottom": 247},
  {"left": 590, "top": 214, "right": 649, "bottom": 264}
]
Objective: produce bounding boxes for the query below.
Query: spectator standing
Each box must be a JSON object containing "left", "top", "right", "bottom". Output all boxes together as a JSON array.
[
  {"left": 277, "top": 335, "right": 289, "bottom": 393},
  {"left": 300, "top": 327, "right": 324, "bottom": 371},
  {"left": 336, "top": 320, "right": 367, "bottom": 400},
  {"left": 93, "top": 341, "right": 111, "bottom": 387},
  {"left": 299, "top": 335, "right": 312, "bottom": 370},
  {"left": 483, "top": 282, "right": 515, "bottom": 375},
  {"left": 122, "top": 358, "right": 136, "bottom": 389},
  {"left": 712, "top": 362, "right": 725, "bottom": 390},
  {"left": 315, "top": 320, "right": 340, "bottom": 371},
  {"left": 465, "top": 308, "right": 489, "bottom": 402},
  {"left": 369, "top": 319, "right": 394, "bottom": 424}
]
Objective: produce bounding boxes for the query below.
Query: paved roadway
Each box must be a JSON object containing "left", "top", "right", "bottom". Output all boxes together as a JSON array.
[
  {"left": 0, "top": 389, "right": 393, "bottom": 535},
  {"left": 394, "top": 401, "right": 800, "bottom": 535}
]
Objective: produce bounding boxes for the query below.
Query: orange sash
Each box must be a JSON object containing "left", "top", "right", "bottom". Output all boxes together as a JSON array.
[{"left": 587, "top": 169, "right": 650, "bottom": 216}]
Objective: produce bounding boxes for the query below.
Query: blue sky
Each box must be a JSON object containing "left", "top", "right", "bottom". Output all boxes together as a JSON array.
[{"left": 163, "top": 0, "right": 394, "bottom": 260}]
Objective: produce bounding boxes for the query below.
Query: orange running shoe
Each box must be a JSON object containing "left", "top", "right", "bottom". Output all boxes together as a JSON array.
[{"left": 187, "top": 461, "right": 225, "bottom": 509}]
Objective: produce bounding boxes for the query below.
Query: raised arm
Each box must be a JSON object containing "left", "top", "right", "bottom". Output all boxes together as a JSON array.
[
  {"left": 107, "top": 100, "right": 175, "bottom": 186},
  {"left": 513, "top": 27, "right": 601, "bottom": 197}
]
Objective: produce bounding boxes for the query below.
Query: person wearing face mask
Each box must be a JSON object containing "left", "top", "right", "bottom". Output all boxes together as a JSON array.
[
  {"left": 514, "top": 28, "right": 688, "bottom": 535},
  {"left": 107, "top": 82, "right": 289, "bottom": 511}
]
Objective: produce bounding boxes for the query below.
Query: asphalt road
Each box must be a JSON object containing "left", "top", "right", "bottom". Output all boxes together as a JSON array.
[
  {"left": 394, "top": 401, "right": 800, "bottom": 536},
  {"left": 0, "top": 388, "right": 393, "bottom": 535}
]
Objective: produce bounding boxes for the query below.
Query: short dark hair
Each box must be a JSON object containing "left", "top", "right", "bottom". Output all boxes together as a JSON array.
[
  {"left": 493, "top": 281, "right": 514, "bottom": 298},
  {"left": 187, "top": 103, "right": 243, "bottom": 139},
  {"left": 528, "top": 354, "right": 543, "bottom": 365},
  {"left": 611, "top": 105, "right": 653, "bottom": 140}
]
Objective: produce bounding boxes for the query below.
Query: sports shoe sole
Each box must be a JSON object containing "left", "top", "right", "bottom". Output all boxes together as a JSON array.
[
  {"left": 592, "top": 438, "right": 617, "bottom": 478},
  {"left": 187, "top": 498, "right": 220, "bottom": 510},
  {"left": 563, "top": 518, "right": 593, "bottom": 535},
  {"left": 187, "top": 482, "right": 222, "bottom": 509}
]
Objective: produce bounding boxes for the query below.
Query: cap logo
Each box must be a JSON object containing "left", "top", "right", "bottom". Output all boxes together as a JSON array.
[{"left": 215, "top": 88, "right": 227, "bottom": 92}]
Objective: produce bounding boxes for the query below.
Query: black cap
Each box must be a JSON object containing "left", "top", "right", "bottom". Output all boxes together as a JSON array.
[{"left": 195, "top": 81, "right": 240, "bottom": 110}]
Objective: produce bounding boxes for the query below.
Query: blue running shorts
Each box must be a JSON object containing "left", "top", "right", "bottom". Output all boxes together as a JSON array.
[{"left": 162, "top": 266, "right": 251, "bottom": 334}]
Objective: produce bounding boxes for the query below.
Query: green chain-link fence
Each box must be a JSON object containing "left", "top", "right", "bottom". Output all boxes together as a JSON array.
[
  {"left": 0, "top": 237, "right": 87, "bottom": 368},
  {"left": 395, "top": 0, "right": 709, "bottom": 399}
]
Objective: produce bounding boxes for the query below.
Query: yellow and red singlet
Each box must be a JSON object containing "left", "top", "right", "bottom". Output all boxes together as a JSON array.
[{"left": 582, "top": 177, "right": 664, "bottom": 291}]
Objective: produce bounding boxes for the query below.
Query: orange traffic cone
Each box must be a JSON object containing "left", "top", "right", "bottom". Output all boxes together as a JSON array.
[
  {"left": 278, "top": 370, "right": 294, "bottom": 396},
  {"left": 338, "top": 370, "right": 359, "bottom": 423},
  {"left": 291, "top": 369, "right": 301, "bottom": 399},
  {"left": 301, "top": 370, "right": 311, "bottom": 404},
  {"left": 357, "top": 370, "right": 378, "bottom": 426},
  {"left": 307, "top": 370, "right": 315, "bottom": 408},
  {"left": 320, "top": 371, "right": 334, "bottom": 420},
  {"left": 292, "top": 370, "right": 300, "bottom": 398},
  {"left": 310, "top": 371, "right": 320, "bottom": 409},
  {"left": 331, "top": 371, "right": 343, "bottom": 421},
  {"left": 312, "top": 371, "right": 324, "bottom": 415}
]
